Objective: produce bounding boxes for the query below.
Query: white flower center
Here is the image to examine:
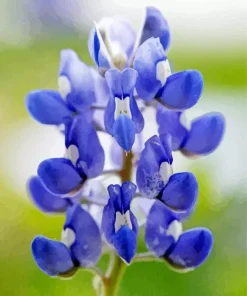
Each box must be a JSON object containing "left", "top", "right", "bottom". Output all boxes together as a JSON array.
[
  {"left": 114, "top": 96, "right": 131, "bottom": 120},
  {"left": 159, "top": 162, "right": 173, "bottom": 184},
  {"left": 156, "top": 59, "right": 171, "bottom": 86},
  {"left": 61, "top": 228, "right": 76, "bottom": 248},
  {"left": 58, "top": 76, "right": 71, "bottom": 99},
  {"left": 180, "top": 112, "right": 191, "bottom": 131},
  {"left": 167, "top": 220, "right": 183, "bottom": 242},
  {"left": 66, "top": 144, "right": 79, "bottom": 165},
  {"left": 115, "top": 210, "right": 132, "bottom": 232}
]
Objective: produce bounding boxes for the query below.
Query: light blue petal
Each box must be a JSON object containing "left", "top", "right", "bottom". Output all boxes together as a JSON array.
[{"left": 31, "top": 236, "right": 74, "bottom": 276}]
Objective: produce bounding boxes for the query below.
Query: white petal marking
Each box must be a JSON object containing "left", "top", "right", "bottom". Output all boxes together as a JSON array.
[
  {"left": 156, "top": 59, "right": 171, "bottom": 86},
  {"left": 114, "top": 96, "right": 131, "bottom": 120},
  {"left": 180, "top": 112, "right": 191, "bottom": 131},
  {"left": 167, "top": 220, "right": 183, "bottom": 242},
  {"left": 61, "top": 228, "right": 76, "bottom": 248},
  {"left": 159, "top": 162, "right": 173, "bottom": 184},
  {"left": 66, "top": 144, "right": 79, "bottom": 165},
  {"left": 58, "top": 76, "right": 71, "bottom": 100},
  {"left": 115, "top": 210, "right": 132, "bottom": 232}
]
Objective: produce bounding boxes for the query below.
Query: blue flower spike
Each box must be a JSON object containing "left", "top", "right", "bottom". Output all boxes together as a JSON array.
[
  {"left": 157, "top": 106, "right": 226, "bottom": 157},
  {"left": 136, "top": 134, "right": 198, "bottom": 211},
  {"left": 32, "top": 205, "right": 101, "bottom": 277},
  {"left": 145, "top": 201, "right": 213, "bottom": 272},
  {"left": 104, "top": 68, "right": 144, "bottom": 152},
  {"left": 102, "top": 182, "right": 138, "bottom": 263}
]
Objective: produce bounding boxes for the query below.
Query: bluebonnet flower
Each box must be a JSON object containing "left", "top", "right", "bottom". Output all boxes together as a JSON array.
[
  {"left": 102, "top": 182, "right": 138, "bottom": 263},
  {"left": 145, "top": 201, "right": 213, "bottom": 271},
  {"left": 37, "top": 116, "right": 104, "bottom": 195},
  {"left": 32, "top": 204, "right": 102, "bottom": 276},
  {"left": 136, "top": 133, "right": 198, "bottom": 211},
  {"left": 157, "top": 105, "right": 226, "bottom": 156},
  {"left": 25, "top": 5, "right": 225, "bottom": 293},
  {"left": 104, "top": 68, "right": 144, "bottom": 151},
  {"left": 26, "top": 49, "right": 108, "bottom": 130}
]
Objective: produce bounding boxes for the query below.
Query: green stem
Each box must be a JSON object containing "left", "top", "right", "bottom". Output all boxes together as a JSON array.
[{"left": 103, "top": 255, "right": 126, "bottom": 296}]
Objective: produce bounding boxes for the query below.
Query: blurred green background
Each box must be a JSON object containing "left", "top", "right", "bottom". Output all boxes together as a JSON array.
[{"left": 0, "top": 1, "right": 246, "bottom": 295}]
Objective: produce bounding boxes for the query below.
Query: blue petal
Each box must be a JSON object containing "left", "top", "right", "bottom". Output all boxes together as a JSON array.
[
  {"left": 120, "top": 182, "right": 137, "bottom": 212},
  {"left": 105, "top": 68, "right": 123, "bottom": 97},
  {"left": 121, "top": 68, "right": 137, "bottom": 96},
  {"left": 129, "top": 96, "right": 144, "bottom": 133},
  {"left": 134, "top": 38, "right": 166, "bottom": 101},
  {"left": 107, "top": 184, "right": 122, "bottom": 213},
  {"left": 64, "top": 205, "right": 101, "bottom": 267},
  {"left": 161, "top": 172, "right": 198, "bottom": 211},
  {"left": 67, "top": 116, "right": 105, "bottom": 178},
  {"left": 156, "top": 105, "right": 188, "bottom": 150},
  {"left": 113, "top": 114, "right": 136, "bottom": 152},
  {"left": 90, "top": 67, "right": 110, "bottom": 107},
  {"left": 101, "top": 198, "right": 116, "bottom": 244},
  {"left": 145, "top": 201, "right": 180, "bottom": 257},
  {"left": 157, "top": 70, "right": 204, "bottom": 110},
  {"left": 167, "top": 228, "right": 213, "bottom": 269},
  {"left": 182, "top": 112, "right": 225, "bottom": 156},
  {"left": 104, "top": 96, "right": 115, "bottom": 135},
  {"left": 59, "top": 49, "right": 95, "bottom": 111},
  {"left": 28, "top": 176, "right": 71, "bottom": 213},
  {"left": 32, "top": 236, "right": 74, "bottom": 276},
  {"left": 139, "top": 6, "right": 170, "bottom": 51},
  {"left": 26, "top": 90, "right": 72, "bottom": 125},
  {"left": 136, "top": 135, "right": 173, "bottom": 198},
  {"left": 38, "top": 158, "right": 83, "bottom": 195},
  {"left": 88, "top": 24, "right": 112, "bottom": 68},
  {"left": 113, "top": 225, "right": 137, "bottom": 263}
]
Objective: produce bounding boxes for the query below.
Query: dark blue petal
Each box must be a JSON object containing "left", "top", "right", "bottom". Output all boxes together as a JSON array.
[
  {"left": 67, "top": 116, "right": 105, "bottom": 178},
  {"left": 64, "top": 205, "right": 101, "bottom": 267},
  {"left": 59, "top": 49, "right": 95, "bottom": 111},
  {"left": 38, "top": 158, "right": 83, "bottom": 195},
  {"left": 120, "top": 182, "right": 137, "bottom": 213},
  {"left": 156, "top": 105, "right": 188, "bottom": 150},
  {"left": 161, "top": 172, "right": 198, "bottom": 211},
  {"left": 182, "top": 112, "right": 225, "bottom": 156},
  {"left": 31, "top": 236, "right": 74, "bottom": 276},
  {"left": 136, "top": 135, "right": 173, "bottom": 198},
  {"left": 145, "top": 201, "right": 181, "bottom": 257},
  {"left": 167, "top": 228, "right": 213, "bottom": 269},
  {"left": 158, "top": 70, "right": 204, "bottom": 110},
  {"left": 134, "top": 38, "right": 167, "bottom": 101},
  {"left": 107, "top": 184, "right": 122, "bottom": 212},
  {"left": 113, "top": 225, "right": 137, "bottom": 263},
  {"left": 26, "top": 90, "right": 72, "bottom": 125},
  {"left": 28, "top": 176, "right": 70, "bottom": 213},
  {"left": 140, "top": 6, "right": 170, "bottom": 51},
  {"left": 113, "top": 114, "right": 136, "bottom": 152}
]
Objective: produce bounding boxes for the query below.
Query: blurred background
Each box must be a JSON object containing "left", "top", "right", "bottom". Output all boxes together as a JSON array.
[{"left": 0, "top": 0, "right": 246, "bottom": 295}]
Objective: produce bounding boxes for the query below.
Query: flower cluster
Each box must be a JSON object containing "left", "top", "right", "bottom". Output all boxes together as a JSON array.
[{"left": 26, "top": 6, "right": 225, "bottom": 293}]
